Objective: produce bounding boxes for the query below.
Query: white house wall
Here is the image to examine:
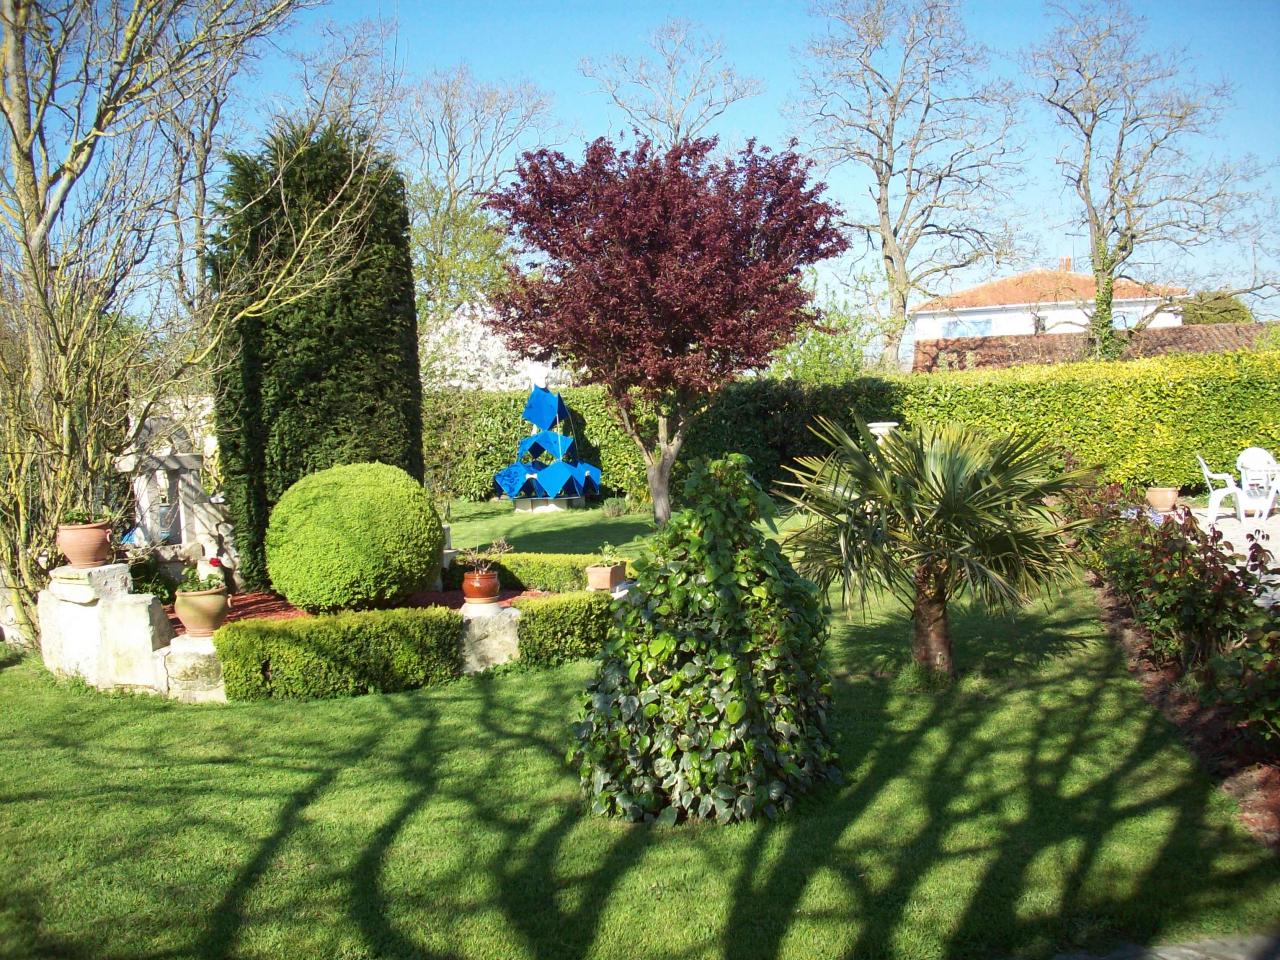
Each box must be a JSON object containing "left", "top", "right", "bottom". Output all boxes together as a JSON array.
[{"left": 912, "top": 299, "right": 1181, "bottom": 340}]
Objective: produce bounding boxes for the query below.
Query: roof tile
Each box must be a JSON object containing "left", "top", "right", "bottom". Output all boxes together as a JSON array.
[{"left": 916, "top": 270, "right": 1184, "bottom": 312}]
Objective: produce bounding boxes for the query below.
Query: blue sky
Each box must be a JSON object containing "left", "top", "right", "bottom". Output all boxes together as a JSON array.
[{"left": 263, "top": 0, "right": 1280, "bottom": 294}]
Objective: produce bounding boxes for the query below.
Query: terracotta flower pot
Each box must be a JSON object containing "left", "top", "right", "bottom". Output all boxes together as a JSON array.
[
  {"left": 1145, "top": 486, "right": 1179, "bottom": 512},
  {"left": 174, "top": 587, "right": 230, "bottom": 637},
  {"left": 586, "top": 562, "right": 626, "bottom": 591},
  {"left": 56, "top": 521, "right": 113, "bottom": 569},
  {"left": 462, "top": 570, "right": 500, "bottom": 604}
]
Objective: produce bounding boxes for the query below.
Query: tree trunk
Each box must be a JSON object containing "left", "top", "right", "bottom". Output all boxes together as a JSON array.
[
  {"left": 618, "top": 406, "right": 685, "bottom": 527},
  {"left": 880, "top": 260, "right": 911, "bottom": 370},
  {"left": 911, "top": 566, "right": 953, "bottom": 677},
  {"left": 1089, "top": 243, "right": 1122, "bottom": 360},
  {"left": 647, "top": 452, "right": 676, "bottom": 526}
]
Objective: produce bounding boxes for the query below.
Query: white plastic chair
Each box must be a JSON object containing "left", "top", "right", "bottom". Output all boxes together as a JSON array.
[
  {"left": 1234, "top": 447, "right": 1280, "bottom": 525},
  {"left": 1197, "top": 455, "right": 1241, "bottom": 523}
]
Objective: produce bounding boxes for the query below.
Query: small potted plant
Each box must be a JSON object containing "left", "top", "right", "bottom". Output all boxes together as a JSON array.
[
  {"left": 56, "top": 508, "right": 114, "bottom": 569},
  {"left": 1144, "top": 484, "right": 1180, "bottom": 512},
  {"left": 173, "top": 558, "right": 230, "bottom": 637},
  {"left": 459, "top": 537, "right": 512, "bottom": 604},
  {"left": 586, "top": 542, "right": 626, "bottom": 592}
]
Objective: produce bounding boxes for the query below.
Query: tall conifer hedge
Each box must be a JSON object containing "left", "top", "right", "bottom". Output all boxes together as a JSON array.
[{"left": 212, "top": 125, "right": 423, "bottom": 587}]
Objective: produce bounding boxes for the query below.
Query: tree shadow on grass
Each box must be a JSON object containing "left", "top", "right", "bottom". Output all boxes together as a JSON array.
[
  {"left": 827, "top": 594, "right": 1095, "bottom": 679},
  {"left": 6, "top": 585, "right": 1280, "bottom": 960},
  {"left": 719, "top": 595, "right": 1280, "bottom": 960},
  {"left": 438, "top": 671, "right": 656, "bottom": 960},
  {"left": 0, "top": 647, "right": 24, "bottom": 674},
  {"left": 194, "top": 723, "right": 391, "bottom": 960}
]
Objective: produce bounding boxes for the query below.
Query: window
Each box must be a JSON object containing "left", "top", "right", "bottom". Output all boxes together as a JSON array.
[{"left": 943, "top": 317, "right": 993, "bottom": 338}]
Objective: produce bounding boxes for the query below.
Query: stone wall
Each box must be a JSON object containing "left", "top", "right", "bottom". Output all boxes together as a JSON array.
[
  {"left": 37, "top": 564, "right": 226, "bottom": 703},
  {"left": 912, "top": 324, "right": 1268, "bottom": 372}
]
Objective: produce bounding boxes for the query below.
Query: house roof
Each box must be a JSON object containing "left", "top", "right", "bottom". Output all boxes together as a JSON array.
[{"left": 915, "top": 270, "right": 1185, "bottom": 313}]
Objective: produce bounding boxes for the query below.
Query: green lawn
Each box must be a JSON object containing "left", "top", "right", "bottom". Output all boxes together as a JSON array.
[
  {"left": 446, "top": 499, "right": 804, "bottom": 556},
  {"left": 2, "top": 581, "right": 1278, "bottom": 960},
  {"left": 447, "top": 500, "right": 655, "bottom": 556}
]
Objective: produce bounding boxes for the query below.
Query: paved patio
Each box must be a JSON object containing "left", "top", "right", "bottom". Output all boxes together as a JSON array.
[
  {"left": 1190, "top": 506, "right": 1280, "bottom": 556},
  {"left": 1052, "top": 932, "right": 1280, "bottom": 960}
]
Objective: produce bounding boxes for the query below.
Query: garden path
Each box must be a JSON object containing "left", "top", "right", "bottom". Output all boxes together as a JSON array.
[
  {"left": 1191, "top": 507, "right": 1280, "bottom": 555},
  {"left": 1052, "top": 933, "right": 1280, "bottom": 960}
]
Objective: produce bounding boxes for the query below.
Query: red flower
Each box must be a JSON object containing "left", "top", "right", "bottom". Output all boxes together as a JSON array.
[{"left": 208, "top": 557, "right": 222, "bottom": 568}]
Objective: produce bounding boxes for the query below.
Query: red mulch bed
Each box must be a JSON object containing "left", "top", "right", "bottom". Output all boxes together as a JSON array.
[
  {"left": 1091, "top": 574, "right": 1280, "bottom": 849},
  {"left": 165, "top": 588, "right": 550, "bottom": 636}
]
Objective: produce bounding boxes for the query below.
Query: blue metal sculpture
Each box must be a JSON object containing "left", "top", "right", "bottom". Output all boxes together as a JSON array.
[{"left": 494, "top": 385, "right": 601, "bottom": 502}]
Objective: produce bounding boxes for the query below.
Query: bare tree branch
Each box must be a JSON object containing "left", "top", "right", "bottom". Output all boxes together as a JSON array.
[
  {"left": 394, "top": 64, "right": 557, "bottom": 375},
  {"left": 0, "top": 0, "right": 389, "bottom": 643},
  {"left": 797, "top": 0, "right": 1022, "bottom": 366},
  {"left": 1026, "top": 0, "right": 1278, "bottom": 354},
  {"left": 581, "top": 18, "right": 762, "bottom": 147}
]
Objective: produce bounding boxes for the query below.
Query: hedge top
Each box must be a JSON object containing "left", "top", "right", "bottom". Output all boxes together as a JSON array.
[{"left": 424, "top": 350, "right": 1280, "bottom": 501}]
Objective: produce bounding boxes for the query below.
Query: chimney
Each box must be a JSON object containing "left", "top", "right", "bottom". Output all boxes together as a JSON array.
[{"left": 1058, "top": 255, "right": 1072, "bottom": 272}]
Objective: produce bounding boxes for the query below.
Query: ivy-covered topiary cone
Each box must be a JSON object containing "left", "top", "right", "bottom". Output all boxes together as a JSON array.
[{"left": 571, "top": 455, "right": 840, "bottom": 825}]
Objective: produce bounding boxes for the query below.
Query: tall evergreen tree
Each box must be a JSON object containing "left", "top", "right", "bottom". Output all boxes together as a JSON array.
[{"left": 212, "top": 124, "right": 423, "bottom": 587}]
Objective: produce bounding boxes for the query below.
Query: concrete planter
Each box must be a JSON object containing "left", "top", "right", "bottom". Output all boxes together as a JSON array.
[
  {"left": 174, "top": 587, "right": 229, "bottom": 637},
  {"left": 56, "top": 521, "right": 113, "bottom": 569},
  {"left": 586, "top": 562, "right": 625, "bottom": 591}
]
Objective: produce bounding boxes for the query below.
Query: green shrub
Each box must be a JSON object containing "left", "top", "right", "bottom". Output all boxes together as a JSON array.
[
  {"left": 1098, "top": 510, "right": 1280, "bottom": 750},
  {"left": 571, "top": 456, "right": 839, "bottom": 825},
  {"left": 514, "top": 591, "right": 613, "bottom": 667},
  {"left": 128, "top": 555, "right": 178, "bottom": 605},
  {"left": 214, "top": 606, "right": 462, "bottom": 701},
  {"left": 442, "top": 552, "right": 600, "bottom": 593},
  {"left": 601, "top": 497, "right": 628, "bottom": 518},
  {"left": 427, "top": 352, "right": 1280, "bottom": 499},
  {"left": 1180, "top": 291, "right": 1254, "bottom": 325},
  {"left": 266, "top": 462, "right": 442, "bottom": 613},
  {"left": 213, "top": 125, "right": 423, "bottom": 588},
  {"left": 1209, "top": 623, "right": 1280, "bottom": 748},
  {"left": 1100, "top": 511, "right": 1269, "bottom": 668}
]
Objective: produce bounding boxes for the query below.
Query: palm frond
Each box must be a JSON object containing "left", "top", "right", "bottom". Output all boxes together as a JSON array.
[{"left": 780, "top": 416, "right": 1091, "bottom": 613}]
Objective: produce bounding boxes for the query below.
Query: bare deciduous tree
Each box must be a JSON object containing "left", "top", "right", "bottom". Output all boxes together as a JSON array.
[
  {"left": 581, "top": 18, "right": 762, "bottom": 147},
  {"left": 1027, "top": 0, "right": 1277, "bottom": 355},
  {"left": 0, "top": 0, "right": 386, "bottom": 643},
  {"left": 395, "top": 64, "right": 556, "bottom": 378},
  {"left": 798, "top": 0, "right": 1021, "bottom": 366}
]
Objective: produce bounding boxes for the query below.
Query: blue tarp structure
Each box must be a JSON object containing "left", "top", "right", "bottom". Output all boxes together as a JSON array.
[{"left": 494, "top": 386, "right": 601, "bottom": 501}]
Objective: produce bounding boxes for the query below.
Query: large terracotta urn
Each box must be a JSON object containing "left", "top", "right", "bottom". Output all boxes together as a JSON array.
[
  {"left": 1145, "top": 486, "right": 1179, "bottom": 512},
  {"left": 174, "top": 587, "right": 230, "bottom": 637},
  {"left": 56, "top": 521, "right": 113, "bottom": 569},
  {"left": 461, "top": 571, "right": 500, "bottom": 604}
]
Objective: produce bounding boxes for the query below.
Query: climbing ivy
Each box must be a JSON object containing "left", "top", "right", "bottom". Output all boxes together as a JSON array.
[{"left": 570, "top": 455, "right": 840, "bottom": 824}]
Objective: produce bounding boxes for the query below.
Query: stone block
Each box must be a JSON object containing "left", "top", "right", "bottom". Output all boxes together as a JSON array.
[
  {"left": 38, "top": 564, "right": 172, "bottom": 693},
  {"left": 461, "top": 605, "right": 520, "bottom": 673},
  {"left": 163, "top": 634, "right": 226, "bottom": 703},
  {"left": 100, "top": 593, "right": 174, "bottom": 691}
]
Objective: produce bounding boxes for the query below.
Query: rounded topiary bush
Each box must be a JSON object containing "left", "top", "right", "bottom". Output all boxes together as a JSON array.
[
  {"left": 265, "top": 462, "right": 442, "bottom": 613},
  {"left": 571, "top": 455, "right": 840, "bottom": 825}
]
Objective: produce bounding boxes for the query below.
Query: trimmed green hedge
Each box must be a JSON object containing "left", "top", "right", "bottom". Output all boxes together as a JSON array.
[
  {"left": 425, "top": 351, "right": 1280, "bottom": 497},
  {"left": 442, "top": 552, "right": 604, "bottom": 593},
  {"left": 214, "top": 607, "right": 462, "bottom": 701},
  {"left": 514, "top": 591, "right": 614, "bottom": 667},
  {"left": 266, "top": 463, "right": 443, "bottom": 613},
  {"left": 214, "top": 128, "right": 423, "bottom": 589}
]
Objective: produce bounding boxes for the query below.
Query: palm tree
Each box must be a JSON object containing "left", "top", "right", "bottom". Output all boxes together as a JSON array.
[{"left": 780, "top": 418, "right": 1091, "bottom": 677}]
